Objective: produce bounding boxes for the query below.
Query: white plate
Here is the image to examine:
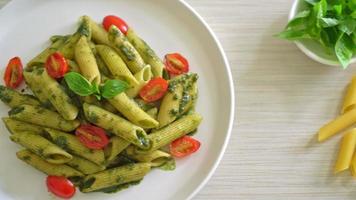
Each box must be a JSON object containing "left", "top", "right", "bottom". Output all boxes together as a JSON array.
[{"left": 0, "top": 0, "right": 234, "bottom": 199}]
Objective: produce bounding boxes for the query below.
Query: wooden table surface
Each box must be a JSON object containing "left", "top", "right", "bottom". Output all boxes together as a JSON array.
[{"left": 1, "top": 0, "right": 356, "bottom": 199}]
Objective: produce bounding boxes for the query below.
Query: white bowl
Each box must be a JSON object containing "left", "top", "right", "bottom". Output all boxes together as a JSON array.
[{"left": 289, "top": 0, "right": 356, "bottom": 66}]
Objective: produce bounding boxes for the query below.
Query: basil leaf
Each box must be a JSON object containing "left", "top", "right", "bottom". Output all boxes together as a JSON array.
[
  {"left": 277, "top": 29, "right": 311, "bottom": 40},
  {"left": 352, "top": 11, "right": 356, "bottom": 19},
  {"left": 314, "top": 0, "right": 327, "bottom": 28},
  {"left": 338, "top": 18, "right": 356, "bottom": 35},
  {"left": 100, "top": 79, "right": 129, "bottom": 99},
  {"left": 304, "top": 0, "right": 318, "bottom": 5},
  {"left": 64, "top": 72, "right": 95, "bottom": 96},
  {"left": 335, "top": 33, "right": 354, "bottom": 69},
  {"left": 333, "top": 5, "right": 342, "bottom": 16},
  {"left": 320, "top": 18, "right": 339, "bottom": 28}
]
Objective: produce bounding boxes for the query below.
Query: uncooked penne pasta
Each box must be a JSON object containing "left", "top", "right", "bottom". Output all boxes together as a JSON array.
[
  {"left": 96, "top": 45, "right": 138, "bottom": 86},
  {"left": 0, "top": 85, "right": 41, "bottom": 108},
  {"left": 334, "top": 129, "right": 356, "bottom": 173},
  {"left": 108, "top": 92, "right": 159, "bottom": 129},
  {"left": 29, "top": 67, "right": 78, "bottom": 120},
  {"left": 45, "top": 128, "right": 105, "bottom": 166},
  {"left": 318, "top": 108, "right": 356, "bottom": 142},
  {"left": 83, "top": 103, "right": 151, "bottom": 149},
  {"left": 350, "top": 149, "right": 356, "bottom": 177},
  {"left": 108, "top": 26, "right": 146, "bottom": 73},
  {"left": 341, "top": 77, "right": 356, "bottom": 114},
  {"left": 10, "top": 132, "right": 73, "bottom": 164},
  {"left": 137, "top": 113, "right": 202, "bottom": 153},
  {"left": 2, "top": 117, "right": 44, "bottom": 135},
  {"left": 126, "top": 28, "right": 164, "bottom": 77},
  {"left": 67, "top": 154, "right": 105, "bottom": 175},
  {"left": 17, "top": 149, "right": 83, "bottom": 177},
  {"left": 75, "top": 36, "right": 101, "bottom": 85},
  {"left": 8, "top": 105, "right": 80, "bottom": 132},
  {"left": 105, "top": 136, "right": 130, "bottom": 162},
  {"left": 125, "top": 65, "right": 152, "bottom": 98},
  {"left": 81, "top": 163, "right": 151, "bottom": 193}
]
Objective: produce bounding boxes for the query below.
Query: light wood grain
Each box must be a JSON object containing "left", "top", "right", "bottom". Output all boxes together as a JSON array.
[{"left": 1, "top": 0, "right": 356, "bottom": 199}]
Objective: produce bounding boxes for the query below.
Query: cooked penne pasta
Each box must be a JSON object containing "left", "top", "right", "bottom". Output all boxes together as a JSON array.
[
  {"left": 17, "top": 149, "right": 83, "bottom": 177},
  {"left": 318, "top": 108, "right": 356, "bottom": 142},
  {"left": 105, "top": 136, "right": 130, "bottom": 162},
  {"left": 8, "top": 105, "right": 80, "bottom": 132},
  {"left": 125, "top": 65, "right": 152, "bottom": 98},
  {"left": 67, "top": 154, "right": 106, "bottom": 175},
  {"left": 126, "top": 28, "right": 164, "bottom": 77},
  {"left": 75, "top": 36, "right": 101, "bottom": 85},
  {"left": 86, "top": 16, "right": 110, "bottom": 45},
  {"left": 125, "top": 146, "right": 171, "bottom": 167},
  {"left": 81, "top": 163, "right": 151, "bottom": 193},
  {"left": 0, "top": 85, "right": 41, "bottom": 108},
  {"left": 29, "top": 67, "right": 78, "bottom": 120},
  {"left": 334, "top": 129, "right": 356, "bottom": 173},
  {"left": 67, "top": 59, "right": 81, "bottom": 73},
  {"left": 108, "top": 92, "right": 159, "bottom": 129},
  {"left": 137, "top": 113, "right": 202, "bottom": 153},
  {"left": 108, "top": 26, "right": 146, "bottom": 73},
  {"left": 341, "top": 77, "right": 356, "bottom": 114},
  {"left": 45, "top": 128, "right": 105, "bottom": 165},
  {"left": 95, "top": 54, "right": 111, "bottom": 77},
  {"left": 146, "top": 107, "right": 158, "bottom": 120},
  {"left": 180, "top": 74, "right": 198, "bottom": 115},
  {"left": 83, "top": 103, "right": 151, "bottom": 149},
  {"left": 96, "top": 45, "right": 138, "bottom": 86},
  {"left": 2, "top": 117, "right": 44, "bottom": 135},
  {"left": 10, "top": 132, "right": 73, "bottom": 164}
]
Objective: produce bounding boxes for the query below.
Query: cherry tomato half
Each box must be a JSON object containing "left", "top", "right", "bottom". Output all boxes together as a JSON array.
[
  {"left": 46, "top": 176, "right": 76, "bottom": 199},
  {"left": 75, "top": 124, "right": 109, "bottom": 150},
  {"left": 164, "top": 53, "right": 189, "bottom": 76},
  {"left": 103, "top": 15, "right": 129, "bottom": 35},
  {"left": 170, "top": 136, "right": 201, "bottom": 158},
  {"left": 139, "top": 77, "right": 168, "bottom": 102},
  {"left": 45, "top": 52, "right": 68, "bottom": 79},
  {"left": 3, "top": 57, "right": 23, "bottom": 88}
]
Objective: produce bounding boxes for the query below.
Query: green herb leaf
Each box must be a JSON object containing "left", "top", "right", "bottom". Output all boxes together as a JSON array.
[
  {"left": 338, "top": 18, "right": 356, "bottom": 35},
  {"left": 64, "top": 72, "right": 95, "bottom": 96},
  {"left": 277, "top": 29, "right": 311, "bottom": 40},
  {"left": 320, "top": 18, "right": 339, "bottom": 28},
  {"left": 304, "top": 0, "right": 318, "bottom": 5},
  {"left": 100, "top": 79, "right": 129, "bottom": 99},
  {"left": 314, "top": 0, "right": 327, "bottom": 28},
  {"left": 335, "top": 33, "right": 354, "bottom": 69}
]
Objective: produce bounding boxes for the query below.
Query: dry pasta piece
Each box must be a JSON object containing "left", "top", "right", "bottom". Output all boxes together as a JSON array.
[
  {"left": 341, "top": 77, "right": 356, "bottom": 114},
  {"left": 334, "top": 129, "right": 356, "bottom": 173},
  {"left": 318, "top": 108, "right": 356, "bottom": 142}
]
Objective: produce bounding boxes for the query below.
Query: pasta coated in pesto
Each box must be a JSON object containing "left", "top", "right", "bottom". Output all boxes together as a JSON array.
[{"left": 0, "top": 85, "right": 41, "bottom": 108}]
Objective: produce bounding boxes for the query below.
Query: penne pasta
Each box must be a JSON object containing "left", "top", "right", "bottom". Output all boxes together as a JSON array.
[
  {"left": 8, "top": 104, "right": 80, "bottom": 132},
  {"left": 126, "top": 28, "right": 164, "bottom": 77},
  {"left": 0, "top": 85, "right": 41, "bottom": 108},
  {"left": 86, "top": 15, "right": 110, "bottom": 45},
  {"left": 318, "top": 108, "right": 356, "bottom": 142},
  {"left": 125, "top": 146, "right": 171, "bottom": 167},
  {"left": 350, "top": 149, "right": 356, "bottom": 177},
  {"left": 105, "top": 136, "right": 130, "bottom": 163},
  {"left": 2, "top": 117, "right": 44, "bottom": 135},
  {"left": 81, "top": 163, "right": 151, "bottom": 193},
  {"left": 67, "top": 154, "right": 106, "bottom": 175},
  {"left": 108, "top": 92, "right": 159, "bottom": 129},
  {"left": 83, "top": 103, "right": 151, "bottom": 149},
  {"left": 67, "top": 59, "right": 81, "bottom": 73},
  {"left": 125, "top": 65, "right": 152, "bottom": 98},
  {"left": 17, "top": 149, "right": 83, "bottom": 177},
  {"left": 45, "top": 128, "right": 105, "bottom": 166},
  {"left": 10, "top": 132, "right": 73, "bottom": 164},
  {"left": 334, "top": 129, "right": 356, "bottom": 173},
  {"left": 341, "top": 77, "right": 356, "bottom": 114}
]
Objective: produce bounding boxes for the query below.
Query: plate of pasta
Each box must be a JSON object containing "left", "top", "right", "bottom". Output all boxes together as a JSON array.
[{"left": 0, "top": 0, "right": 234, "bottom": 199}]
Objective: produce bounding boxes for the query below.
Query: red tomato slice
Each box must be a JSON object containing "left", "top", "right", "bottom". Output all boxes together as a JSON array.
[
  {"left": 139, "top": 77, "right": 168, "bottom": 102},
  {"left": 75, "top": 124, "right": 109, "bottom": 150},
  {"left": 103, "top": 15, "right": 129, "bottom": 35},
  {"left": 170, "top": 136, "right": 201, "bottom": 158},
  {"left": 45, "top": 52, "right": 68, "bottom": 79},
  {"left": 3, "top": 57, "right": 23, "bottom": 88},
  {"left": 46, "top": 176, "right": 76, "bottom": 199},
  {"left": 164, "top": 53, "right": 189, "bottom": 75}
]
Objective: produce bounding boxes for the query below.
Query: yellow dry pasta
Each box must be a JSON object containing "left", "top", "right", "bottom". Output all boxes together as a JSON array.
[
  {"left": 10, "top": 132, "right": 73, "bottom": 164},
  {"left": 96, "top": 45, "right": 138, "bottom": 86},
  {"left": 318, "top": 108, "right": 356, "bottom": 142},
  {"left": 350, "top": 150, "right": 356, "bottom": 177},
  {"left": 125, "top": 65, "right": 152, "bottom": 98},
  {"left": 75, "top": 36, "right": 101, "bottom": 85},
  {"left": 16, "top": 149, "right": 83, "bottom": 177},
  {"left": 334, "top": 129, "right": 356, "bottom": 173},
  {"left": 45, "top": 128, "right": 106, "bottom": 166},
  {"left": 108, "top": 92, "right": 159, "bottom": 129},
  {"left": 341, "top": 76, "right": 356, "bottom": 114},
  {"left": 81, "top": 163, "right": 151, "bottom": 193},
  {"left": 83, "top": 103, "right": 150, "bottom": 149}
]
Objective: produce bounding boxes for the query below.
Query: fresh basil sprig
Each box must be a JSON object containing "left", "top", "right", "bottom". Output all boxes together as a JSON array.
[{"left": 64, "top": 72, "right": 129, "bottom": 99}]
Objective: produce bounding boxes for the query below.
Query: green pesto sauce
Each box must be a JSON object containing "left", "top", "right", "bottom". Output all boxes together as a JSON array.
[
  {"left": 37, "top": 148, "right": 44, "bottom": 157},
  {"left": 0, "top": 86, "right": 12, "bottom": 103},
  {"left": 87, "top": 112, "right": 99, "bottom": 123},
  {"left": 22, "top": 155, "right": 31, "bottom": 161},
  {"left": 187, "top": 128, "right": 198, "bottom": 136},
  {"left": 179, "top": 91, "right": 191, "bottom": 113},
  {"left": 40, "top": 101, "right": 52, "bottom": 109},
  {"left": 95, "top": 180, "right": 142, "bottom": 193},
  {"left": 54, "top": 136, "right": 69, "bottom": 151},
  {"left": 136, "top": 131, "right": 150, "bottom": 148},
  {"left": 169, "top": 109, "right": 179, "bottom": 117},
  {"left": 80, "top": 177, "right": 95, "bottom": 190},
  {"left": 77, "top": 22, "right": 90, "bottom": 37},
  {"left": 34, "top": 68, "right": 44, "bottom": 75},
  {"left": 119, "top": 45, "right": 136, "bottom": 61},
  {"left": 106, "top": 155, "right": 136, "bottom": 169},
  {"left": 159, "top": 158, "right": 176, "bottom": 171},
  {"left": 8, "top": 106, "right": 24, "bottom": 115}
]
